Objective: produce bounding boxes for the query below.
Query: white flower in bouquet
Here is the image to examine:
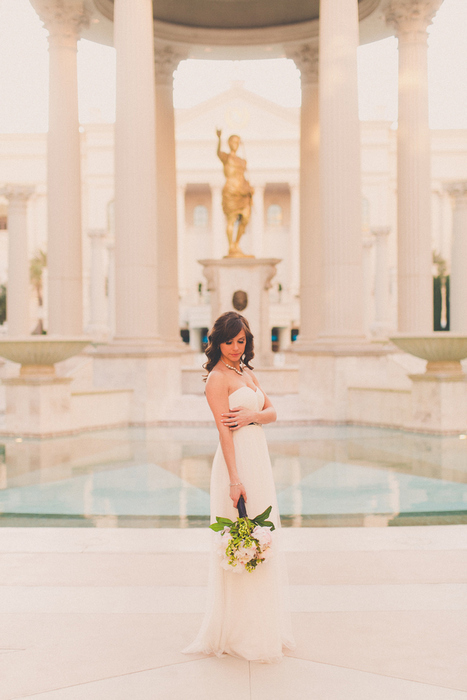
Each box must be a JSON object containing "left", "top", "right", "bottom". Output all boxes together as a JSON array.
[
  {"left": 253, "top": 525, "right": 272, "bottom": 548},
  {"left": 210, "top": 505, "right": 275, "bottom": 574}
]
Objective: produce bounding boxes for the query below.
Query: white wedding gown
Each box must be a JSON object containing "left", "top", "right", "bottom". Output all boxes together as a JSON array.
[{"left": 183, "top": 385, "right": 296, "bottom": 663}]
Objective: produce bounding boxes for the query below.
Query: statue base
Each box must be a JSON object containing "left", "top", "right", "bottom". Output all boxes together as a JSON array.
[{"left": 199, "top": 257, "right": 281, "bottom": 367}]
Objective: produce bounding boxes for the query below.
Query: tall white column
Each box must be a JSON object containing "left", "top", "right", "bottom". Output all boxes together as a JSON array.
[
  {"left": 289, "top": 183, "right": 300, "bottom": 297},
  {"left": 211, "top": 184, "right": 225, "bottom": 259},
  {"left": 154, "top": 44, "right": 186, "bottom": 345},
  {"left": 106, "top": 238, "right": 116, "bottom": 337},
  {"left": 114, "top": 0, "right": 158, "bottom": 343},
  {"left": 86, "top": 228, "right": 108, "bottom": 339},
  {"left": 31, "top": 0, "right": 89, "bottom": 336},
  {"left": 177, "top": 184, "right": 187, "bottom": 297},
  {"left": 251, "top": 184, "right": 265, "bottom": 259},
  {"left": 386, "top": 0, "right": 442, "bottom": 333},
  {"left": 319, "top": 0, "right": 364, "bottom": 341},
  {"left": 0, "top": 186, "right": 34, "bottom": 336},
  {"left": 287, "top": 42, "right": 322, "bottom": 344},
  {"left": 362, "top": 236, "right": 374, "bottom": 336},
  {"left": 371, "top": 226, "right": 391, "bottom": 338},
  {"left": 446, "top": 182, "right": 467, "bottom": 333}
]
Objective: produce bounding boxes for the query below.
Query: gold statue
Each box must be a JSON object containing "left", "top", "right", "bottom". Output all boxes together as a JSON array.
[{"left": 216, "top": 129, "right": 254, "bottom": 257}]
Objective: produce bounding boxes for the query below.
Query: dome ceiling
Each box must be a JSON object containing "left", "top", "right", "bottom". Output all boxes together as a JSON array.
[
  {"left": 90, "top": 0, "right": 390, "bottom": 59},
  {"left": 97, "top": 0, "right": 369, "bottom": 30}
]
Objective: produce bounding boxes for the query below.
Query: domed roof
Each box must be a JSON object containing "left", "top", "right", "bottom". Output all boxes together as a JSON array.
[
  {"left": 99, "top": 0, "right": 323, "bottom": 30},
  {"left": 88, "top": 0, "right": 391, "bottom": 59}
]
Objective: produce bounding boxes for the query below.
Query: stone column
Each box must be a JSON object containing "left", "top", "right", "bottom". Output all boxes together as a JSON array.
[
  {"left": 386, "top": 0, "right": 442, "bottom": 333},
  {"left": 371, "top": 227, "right": 391, "bottom": 338},
  {"left": 211, "top": 184, "right": 225, "bottom": 259},
  {"left": 289, "top": 183, "right": 300, "bottom": 297},
  {"left": 86, "top": 228, "right": 108, "bottom": 339},
  {"left": 362, "top": 236, "right": 374, "bottom": 336},
  {"left": 0, "top": 186, "right": 35, "bottom": 336},
  {"left": 446, "top": 182, "right": 467, "bottom": 333},
  {"left": 106, "top": 238, "right": 116, "bottom": 337},
  {"left": 31, "top": 0, "right": 89, "bottom": 336},
  {"left": 287, "top": 42, "right": 322, "bottom": 344},
  {"left": 251, "top": 184, "right": 265, "bottom": 259},
  {"left": 177, "top": 184, "right": 187, "bottom": 297},
  {"left": 114, "top": 0, "right": 158, "bottom": 343},
  {"left": 319, "top": 0, "right": 364, "bottom": 341},
  {"left": 154, "top": 44, "right": 187, "bottom": 345}
]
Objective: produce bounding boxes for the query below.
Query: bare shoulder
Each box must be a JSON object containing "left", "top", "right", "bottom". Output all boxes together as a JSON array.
[{"left": 205, "top": 369, "right": 229, "bottom": 397}]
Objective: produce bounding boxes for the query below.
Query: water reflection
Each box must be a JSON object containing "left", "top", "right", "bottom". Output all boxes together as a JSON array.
[{"left": 0, "top": 425, "right": 466, "bottom": 527}]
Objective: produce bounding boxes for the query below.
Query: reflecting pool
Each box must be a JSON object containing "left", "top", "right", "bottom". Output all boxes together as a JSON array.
[{"left": 0, "top": 424, "right": 466, "bottom": 527}]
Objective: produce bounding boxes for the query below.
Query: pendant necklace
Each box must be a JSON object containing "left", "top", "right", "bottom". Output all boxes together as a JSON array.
[{"left": 221, "top": 359, "right": 243, "bottom": 376}]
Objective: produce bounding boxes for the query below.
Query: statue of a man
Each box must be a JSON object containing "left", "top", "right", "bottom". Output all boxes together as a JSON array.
[{"left": 216, "top": 130, "right": 254, "bottom": 257}]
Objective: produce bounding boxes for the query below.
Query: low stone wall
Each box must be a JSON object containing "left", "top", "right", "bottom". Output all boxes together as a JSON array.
[
  {"left": 347, "top": 386, "right": 411, "bottom": 429},
  {"left": 71, "top": 388, "right": 132, "bottom": 432}
]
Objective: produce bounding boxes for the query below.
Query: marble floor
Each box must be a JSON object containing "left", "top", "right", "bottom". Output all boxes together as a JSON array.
[{"left": 1, "top": 524, "right": 466, "bottom": 699}]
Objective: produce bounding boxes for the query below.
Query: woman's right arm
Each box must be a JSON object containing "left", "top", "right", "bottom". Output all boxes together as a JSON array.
[{"left": 205, "top": 373, "right": 247, "bottom": 507}]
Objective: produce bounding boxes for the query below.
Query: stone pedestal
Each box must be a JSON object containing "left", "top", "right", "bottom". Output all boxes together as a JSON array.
[
  {"left": 297, "top": 343, "right": 395, "bottom": 422},
  {"left": 408, "top": 374, "right": 467, "bottom": 434},
  {"left": 3, "top": 376, "right": 73, "bottom": 436},
  {"left": 199, "top": 258, "right": 280, "bottom": 366},
  {"left": 90, "top": 345, "right": 182, "bottom": 424}
]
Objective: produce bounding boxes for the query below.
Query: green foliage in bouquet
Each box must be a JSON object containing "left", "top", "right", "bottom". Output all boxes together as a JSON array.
[{"left": 209, "top": 505, "right": 275, "bottom": 533}]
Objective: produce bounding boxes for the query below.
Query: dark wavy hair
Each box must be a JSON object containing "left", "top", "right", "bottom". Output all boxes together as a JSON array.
[{"left": 203, "top": 311, "right": 254, "bottom": 379}]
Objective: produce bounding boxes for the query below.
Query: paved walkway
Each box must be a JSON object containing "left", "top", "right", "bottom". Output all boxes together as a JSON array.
[{"left": 0, "top": 525, "right": 466, "bottom": 699}]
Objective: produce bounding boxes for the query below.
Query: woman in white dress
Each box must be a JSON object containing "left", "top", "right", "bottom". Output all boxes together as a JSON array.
[{"left": 183, "top": 311, "right": 295, "bottom": 663}]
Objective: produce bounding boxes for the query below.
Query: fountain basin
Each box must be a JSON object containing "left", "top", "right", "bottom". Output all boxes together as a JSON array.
[
  {"left": 390, "top": 334, "right": 467, "bottom": 375},
  {"left": 0, "top": 337, "right": 92, "bottom": 376}
]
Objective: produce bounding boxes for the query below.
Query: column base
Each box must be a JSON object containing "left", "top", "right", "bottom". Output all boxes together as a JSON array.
[
  {"left": 90, "top": 341, "right": 183, "bottom": 423},
  {"left": 296, "top": 339, "right": 401, "bottom": 422},
  {"left": 407, "top": 373, "right": 467, "bottom": 433},
  {"left": 3, "top": 376, "right": 73, "bottom": 436}
]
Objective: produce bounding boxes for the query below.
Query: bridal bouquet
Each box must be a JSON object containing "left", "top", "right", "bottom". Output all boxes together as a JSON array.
[{"left": 210, "top": 504, "right": 275, "bottom": 574}]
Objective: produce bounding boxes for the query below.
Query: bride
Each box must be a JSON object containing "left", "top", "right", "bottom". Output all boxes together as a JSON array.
[{"left": 183, "top": 311, "right": 295, "bottom": 662}]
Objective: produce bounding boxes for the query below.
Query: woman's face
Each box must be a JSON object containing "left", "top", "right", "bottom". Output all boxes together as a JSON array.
[{"left": 220, "top": 328, "right": 246, "bottom": 365}]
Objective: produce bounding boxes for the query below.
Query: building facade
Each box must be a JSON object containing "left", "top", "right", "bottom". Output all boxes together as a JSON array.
[{"left": 0, "top": 81, "right": 466, "bottom": 349}]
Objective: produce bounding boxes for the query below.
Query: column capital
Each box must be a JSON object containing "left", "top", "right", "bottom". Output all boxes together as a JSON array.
[
  {"left": 385, "top": 0, "right": 443, "bottom": 37},
  {"left": 154, "top": 43, "right": 188, "bottom": 85},
  {"left": 445, "top": 181, "right": 467, "bottom": 201},
  {"left": 31, "top": 0, "right": 90, "bottom": 48},
  {"left": 0, "top": 185, "right": 35, "bottom": 203},
  {"left": 286, "top": 43, "right": 319, "bottom": 85},
  {"left": 371, "top": 226, "right": 391, "bottom": 238}
]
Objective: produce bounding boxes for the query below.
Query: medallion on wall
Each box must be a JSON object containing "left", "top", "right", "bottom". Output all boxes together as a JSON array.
[{"left": 232, "top": 290, "right": 248, "bottom": 311}]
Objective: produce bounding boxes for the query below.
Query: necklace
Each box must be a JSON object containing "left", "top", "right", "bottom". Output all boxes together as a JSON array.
[{"left": 221, "top": 359, "right": 243, "bottom": 376}]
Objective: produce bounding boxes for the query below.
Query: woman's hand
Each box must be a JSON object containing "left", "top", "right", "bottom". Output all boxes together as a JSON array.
[
  {"left": 216, "top": 128, "right": 222, "bottom": 138},
  {"left": 229, "top": 482, "right": 247, "bottom": 508},
  {"left": 221, "top": 406, "right": 256, "bottom": 431}
]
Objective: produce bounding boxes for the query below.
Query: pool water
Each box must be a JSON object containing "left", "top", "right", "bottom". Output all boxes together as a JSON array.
[{"left": 0, "top": 425, "right": 466, "bottom": 527}]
